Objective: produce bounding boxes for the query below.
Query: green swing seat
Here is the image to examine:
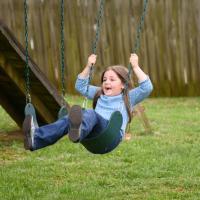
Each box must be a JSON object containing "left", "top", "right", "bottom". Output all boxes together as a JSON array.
[
  {"left": 24, "top": 103, "right": 38, "bottom": 127},
  {"left": 58, "top": 106, "right": 68, "bottom": 119},
  {"left": 81, "top": 111, "right": 123, "bottom": 154},
  {"left": 25, "top": 103, "right": 68, "bottom": 123}
]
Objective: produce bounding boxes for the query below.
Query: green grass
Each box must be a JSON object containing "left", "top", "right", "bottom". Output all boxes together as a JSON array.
[{"left": 0, "top": 96, "right": 200, "bottom": 200}]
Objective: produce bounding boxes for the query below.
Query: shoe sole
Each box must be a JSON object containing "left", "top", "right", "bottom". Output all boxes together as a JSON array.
[
  {"left": 68, "top": 105, "right": 82, "bottom": 142},
  {"left": 22, "top": 115, "right": 33, "bottom": 150}
]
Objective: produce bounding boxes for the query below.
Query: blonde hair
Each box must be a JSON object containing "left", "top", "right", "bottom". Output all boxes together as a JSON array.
[{"left": 93, "top": 65, "right": 133, "bottom": 122}]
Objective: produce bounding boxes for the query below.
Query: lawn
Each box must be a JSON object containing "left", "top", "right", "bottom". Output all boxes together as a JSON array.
[{"left": 0, "top": 96, "right": 200, "bottom": 200}]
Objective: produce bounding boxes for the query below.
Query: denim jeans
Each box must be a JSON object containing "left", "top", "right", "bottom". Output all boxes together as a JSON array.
[{"left": 33, "top": 109, "right": 122, "bottom": 153}]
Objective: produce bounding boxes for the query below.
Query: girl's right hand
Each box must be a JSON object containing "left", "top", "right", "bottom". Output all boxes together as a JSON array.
[
  {"left": 130, "top": 53, "right": 139, "bottom": 69},
  {"left": 87, "top": 54, "right": 97, "bottom": 67}
]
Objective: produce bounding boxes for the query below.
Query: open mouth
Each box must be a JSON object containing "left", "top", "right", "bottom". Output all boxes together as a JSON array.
[
  {"left": 105, "top": 87, "right": 111, "bottom": 91},
  {"left": 105, "top": 87, "right": 112, "bottom": 92}
]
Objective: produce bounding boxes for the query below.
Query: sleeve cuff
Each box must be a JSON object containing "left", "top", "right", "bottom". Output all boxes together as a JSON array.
[
  {"left": 138, "top": 75, "right": 149, "bottom": 84},
  {"left": 77, "top": 74, "right": 89, "bottom": 80}
]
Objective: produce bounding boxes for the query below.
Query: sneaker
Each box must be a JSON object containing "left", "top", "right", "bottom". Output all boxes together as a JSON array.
[
  {"left": 22, "top": 115, "right": 35, "bottom": 151},
  {"left": 68, "top": 105, "right": 82, "bottom": 143}
]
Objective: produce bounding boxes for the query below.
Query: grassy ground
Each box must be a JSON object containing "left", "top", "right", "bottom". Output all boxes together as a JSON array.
[{"left": 0, "top": 96, "right": 200, "bottom": 200}]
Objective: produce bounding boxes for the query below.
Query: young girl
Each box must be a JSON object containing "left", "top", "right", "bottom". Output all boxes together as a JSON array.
[{"left": 23, "top": 53, "right": 153, "bottom": 154}]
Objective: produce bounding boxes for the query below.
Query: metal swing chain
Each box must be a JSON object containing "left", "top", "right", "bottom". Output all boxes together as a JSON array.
[
  {"left": 60, "top": 0, "right": 66, "bottom": 106},
  {"left": 125, "top": 0, "right": 149, "bottom": 91},
  {"left": 24, "top": 0, "right": 31, "bottom": 104},
  {"left": 91, "top": 0, "right": 105, "bottom": 55},
  {"left": 83, "top": 0, "right": 105, "bottom": 108}
]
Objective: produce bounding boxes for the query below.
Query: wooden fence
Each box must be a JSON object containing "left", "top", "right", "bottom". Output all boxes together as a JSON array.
[{"left": 0, "top": 0, "right": 199, "bottom": 96}]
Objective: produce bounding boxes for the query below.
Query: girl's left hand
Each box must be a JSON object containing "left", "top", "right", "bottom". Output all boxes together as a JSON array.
[{"left": 130, "top": 53, "right": 139, "bottom": 68}]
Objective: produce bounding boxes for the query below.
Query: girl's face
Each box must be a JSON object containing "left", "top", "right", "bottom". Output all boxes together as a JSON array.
[{"left": 102, "top": 70, "right": 124, "bottom": 96}]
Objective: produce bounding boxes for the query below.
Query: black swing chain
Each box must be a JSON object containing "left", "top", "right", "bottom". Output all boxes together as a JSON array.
[
  {"left": 91, "top": 0, "right": 105, "bottom": 55},
  {"left": 125, "top": 0, "right": 149, "bottom": 91},
  {"left": 24, "top": 0, "right": 31, "bottom": 104},
  {"left": 60, "top": 0, "right": 66, "bottom": 105},
  {"left": 85, "top": 0, "right": 105, "bottom": 99},
  {"left": 85, "top": 0, "right": 148, "bottom": 99},
  {"left": 24, "top": 0, "right": 66, "bottom": 106}
]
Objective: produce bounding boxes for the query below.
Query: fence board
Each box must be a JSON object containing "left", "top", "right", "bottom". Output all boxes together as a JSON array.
[{"left": 0, "top": 0, "right": 199, "bottom": 96}]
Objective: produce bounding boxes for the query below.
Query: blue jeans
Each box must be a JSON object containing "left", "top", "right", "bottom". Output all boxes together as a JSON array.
[{"left": 33, "top": 109, "right": 122, "bottom": 153}]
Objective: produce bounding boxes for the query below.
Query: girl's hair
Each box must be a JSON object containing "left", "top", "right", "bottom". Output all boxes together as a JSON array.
[{"left": 92, "top": 65, "right": 133, "bottom": 123}]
